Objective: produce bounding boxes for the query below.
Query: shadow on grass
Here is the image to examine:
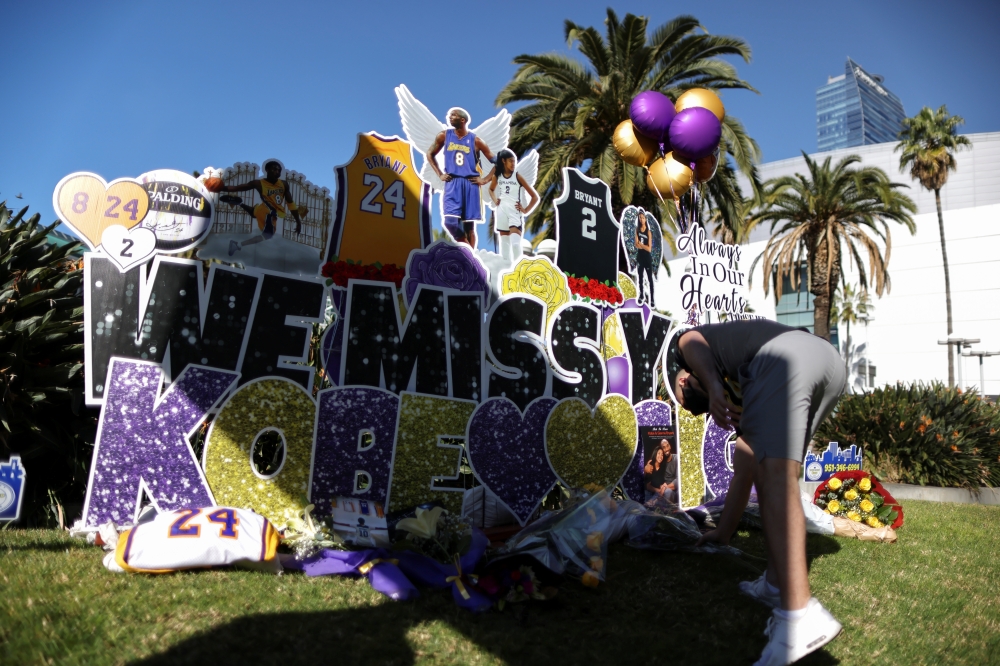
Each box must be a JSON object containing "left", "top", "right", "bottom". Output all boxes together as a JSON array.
[{"left": 132, "top": 539, "right": 842, "bottom": 666}]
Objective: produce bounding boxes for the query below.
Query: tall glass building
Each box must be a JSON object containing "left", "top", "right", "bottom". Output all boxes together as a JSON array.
[{"left": 816, "top": 58, "right": 906, "bottom": 152}]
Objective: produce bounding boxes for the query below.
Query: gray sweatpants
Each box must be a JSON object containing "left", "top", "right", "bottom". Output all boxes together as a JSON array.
[{"left": 738, "top": 331, "right": 847, "bottom": 462}]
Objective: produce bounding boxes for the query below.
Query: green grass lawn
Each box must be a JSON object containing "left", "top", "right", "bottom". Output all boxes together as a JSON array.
[{"left": 3, "top": 500, "right": 999, "bottom": 665}]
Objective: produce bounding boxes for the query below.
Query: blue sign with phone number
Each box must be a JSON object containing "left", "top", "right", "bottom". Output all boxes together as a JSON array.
[{"left": 804, "top": 442, "right": 862, "bottom": 482}]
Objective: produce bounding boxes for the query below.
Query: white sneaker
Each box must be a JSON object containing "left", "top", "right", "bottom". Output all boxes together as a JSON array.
[
  {"left": 739, "top": 572, "right": 781, "bottom": 608},
  {"left": 753, "top": 598, "right": 842, "bottom": 666}
]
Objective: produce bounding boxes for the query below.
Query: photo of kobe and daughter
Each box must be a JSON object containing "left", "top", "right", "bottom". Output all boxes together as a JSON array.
[{"left": 642, "top": 428, "right": 678, "bottom": 504}]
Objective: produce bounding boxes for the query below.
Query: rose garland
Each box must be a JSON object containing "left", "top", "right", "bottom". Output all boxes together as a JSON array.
[
  {"left": 322, "top": 258, "right": 405, "bottom": 288},
  {"left": 566, "top": 275, "right": 623, "bottom": 307},
  {"left": 813, "top": 470, "right": 903, "bottom": 529}
]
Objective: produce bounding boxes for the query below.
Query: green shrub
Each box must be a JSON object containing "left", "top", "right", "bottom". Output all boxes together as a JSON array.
[
  {"left": 0, "top": 203, "right": 96, "bottom": 526},
  {"left": 814, "top": 382, "right": 1000, "bottom": 489}
]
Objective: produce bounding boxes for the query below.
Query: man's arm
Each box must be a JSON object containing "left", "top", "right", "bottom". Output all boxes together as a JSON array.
[
  {"left": 284, "top": 183, "right": 302, "bottom": 233},
  {"left": 677, "top": 330, "right": 739, "bottom": 430},
  {"left": 220, "top": 180, "right": 261, "bottom": 194},
  {"left": 426, "top": 132, "right": 451, "bottom": 182},
  {"left": 695, "top": 437, "right": 755, "bottom": 546},
  {"left": 474, "top": 137, "right": 495, "bottom": 186}
]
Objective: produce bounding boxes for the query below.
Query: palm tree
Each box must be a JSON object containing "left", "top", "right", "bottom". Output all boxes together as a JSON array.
[
  {"left": 895, "top": 105, "right": 971, "bottom": 386},
  {"left": 749, "top": 153, "right": 916, "bottom": 340},
  {"left": 830, "top": 283, "right": 873, "bottom": 371},
  {"left": 496, "top": 10, "right": 761, "bottom": 244}
]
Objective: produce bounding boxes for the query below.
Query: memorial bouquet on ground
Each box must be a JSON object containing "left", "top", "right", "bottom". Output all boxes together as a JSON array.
[{"left": 813, "top": 470, "right": 903, "bottom": 530}]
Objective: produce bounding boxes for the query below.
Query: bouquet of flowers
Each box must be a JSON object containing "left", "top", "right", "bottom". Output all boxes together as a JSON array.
[
  {"left": 321, "top": 257, "right": 406, "bottom": 288},
  {"left": 474, "top": 565, "right": 555, "bottom": 610},
  {"left": 567, "top": 275, "right": 624, "bottom": 307},
  {"left": 393, "top": 506, "right": 474, "bottom": 564},
  {"left": 813, "top": 471, "right": 903, "bottom": 529}
]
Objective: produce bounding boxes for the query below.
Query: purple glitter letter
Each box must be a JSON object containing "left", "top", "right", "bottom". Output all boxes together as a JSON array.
[
  {"left": 82, "top": 359, "right": 239, "bottom": 526},
  {"left": 703, "top": 415, "right": 736, "bottom": 500},
  {"left": 310, "top": 387, "right": 400, "bottom": 514},
  {"left": 466, "top": 397, "right": 557, "bottom": 525}
]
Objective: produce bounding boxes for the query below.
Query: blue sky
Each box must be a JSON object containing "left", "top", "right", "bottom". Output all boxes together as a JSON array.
[{"left": 2, "top": 0, "right": 997, "bottom": 224}]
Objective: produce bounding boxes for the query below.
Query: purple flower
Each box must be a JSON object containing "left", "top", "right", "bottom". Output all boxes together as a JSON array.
[{"left": 405, "top": 242, "right": 489, "bottom": 305}]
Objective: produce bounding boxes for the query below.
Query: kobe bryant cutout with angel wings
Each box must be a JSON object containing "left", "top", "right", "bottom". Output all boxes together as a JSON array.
[{"left": 395, "top": 84, "right": 510, "bottom": 248}]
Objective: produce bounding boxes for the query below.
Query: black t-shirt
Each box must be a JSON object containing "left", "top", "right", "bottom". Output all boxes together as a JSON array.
[{"left": 677, "top": 320, "right": 800, "bottom": 407}]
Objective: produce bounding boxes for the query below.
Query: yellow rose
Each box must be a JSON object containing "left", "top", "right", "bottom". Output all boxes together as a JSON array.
[
  {"left": 844, "top": 489, "right": 859, "bottom": 501},
  {"left": 618, "top": 272, "right": 637, "bottom": 300},
  {"left": 858, "top": 477, "right": 872, "bottom": 492},
  {"left": 590, "top": 556, "right": 604, "bottom": 572},
  {"left": 586, "top": 532, "right": 604, "bottom": 551},
  {"left": 827, "top": 500, "right": 842, "bottom": 513},
  {"left": 582, "top": 570, "right": 600, "bottom": 587},
  {"left": 823, "top": 509, "right": 831, "bottom": 514},
  {"left": 866, "top": 516, "right": 883, "bottom": 528},
  {"left": 847, "top": 511, "right": 862, "bottom": 522},
  {"left": 827, "top": 477, "right": 843, "bottom": 491},
  {"left": 859, "top": 499, "right": 874, "bottom": 513},
  {"left": 501, "top": 257, "right": 571, "bottom": 329},
  {"left": 602, "top": 313, "right": 625, "bottom": 360}
]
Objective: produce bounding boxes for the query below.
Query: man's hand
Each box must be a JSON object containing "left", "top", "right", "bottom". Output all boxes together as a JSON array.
[
  {"left": 473, "top": 176, "right": 488, "bottom": 186},
  {"left": 708, "top": 384, "right": 740, "bottom": 430},
  {"left": 440, "top": 173, "right": 453, "bottom": 183},
  {"left": 695, "top": 528, "right": 730, "bottom": 548}
]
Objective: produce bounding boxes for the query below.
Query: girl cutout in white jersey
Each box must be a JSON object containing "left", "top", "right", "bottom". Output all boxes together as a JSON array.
[{"left": 488, "top": 149, "right": 539, "bottom": 263}]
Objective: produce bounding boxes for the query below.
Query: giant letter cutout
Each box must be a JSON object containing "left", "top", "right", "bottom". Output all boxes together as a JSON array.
[
  {"left": 677, "top": 408, "right": 707, "bottom": 508},
  {"left": 81, "top": 360, "right": 238, "bottom": 526},
  {"left": 619, "top": 310, "right": 671, "bottom": 404},
  {"left": 549, "top": 303, "right": 605, "bottom": 408},
  {"left": 385, "top": 393, "right": 477, "bottom": 514},
  {"left": 703, "top": 416, "right": 737, "bottom": 500},
  {"left": 240, "top": 272, "right": 326, "bottom": 389},
  {"left": 485, "top": 295, "right": 550, "bottom": 411},
  {"left": 466, "top": 397, "right": 558, "bottom": 525},
  {"left": 311, "top": 387, "right": 400, "bottom": 514},
  {"left": 545, "top": 395, "right": 638, "bottom": 490},
  {"left": 203, "top": 378, "right": 317, "bottom": 528},
  {"left": 446, "top": 293, "right": 483, "bottom": 400},
  {"left": 85, "top": 254, "right": 260, "bottom": 404},
  {"left": 341, "top": 282, "right": 450, "bottom": 395}
]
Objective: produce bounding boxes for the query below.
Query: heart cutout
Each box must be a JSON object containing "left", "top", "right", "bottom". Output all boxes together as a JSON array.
[
  {"left": 100, "top": 225, "right": 157, "bottom": 272},
  {"left": 466, "top": 397, "right": 557, "bottom": 525},
  {"left": 53, "top": 173, "right": 150, "bottom": 249},
  {"left": 545, "top": 394, "right": 638, "bottom": 490}
]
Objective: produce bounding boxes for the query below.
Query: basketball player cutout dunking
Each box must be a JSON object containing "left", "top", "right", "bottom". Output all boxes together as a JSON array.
[
  {"left": 425, "top": 108, "right": 496, "bottom": 247},
  {"left": 217, "top": 160, "right": 303, "bottom": 256},
  {"left": 489, "top": 149, "right": 539, "bottom": 262}
]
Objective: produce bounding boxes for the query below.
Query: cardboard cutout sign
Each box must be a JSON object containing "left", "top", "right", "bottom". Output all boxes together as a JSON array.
[
  {"left": 54, "top": 169, "right": 213, "bottom": 270},
  {"left": 197, "top": 160, "right": 332, "bottom": 275},
  {"left": 620, "top": 206, "right": 662, "bottom": 306},
  {"left": 329, "top": 133, "right": 431, "bottom": 267},
  {"left": 0, "top": 456, "right": 26, "bottom": 521},
  {"left": 553, "top": 168, "right": 620, "bottom": 284}
]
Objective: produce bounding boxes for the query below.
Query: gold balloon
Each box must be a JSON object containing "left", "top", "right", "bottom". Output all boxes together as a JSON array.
[
  {"left": 693, "top": 150, "right": 720, "bottom": 183},
  {"left": 613, "top": 120, "right": 658, "bottom": 167},
  {"left": 675, "top": 88, "right": 725, "bottom": 122},
  {"left": 646, "top": 153, "right": 692, "bottom": 199}
]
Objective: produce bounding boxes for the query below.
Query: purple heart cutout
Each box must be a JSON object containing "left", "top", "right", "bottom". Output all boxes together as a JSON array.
[{"left": 466, "top": 397, "right": 558, "bottom": 525}]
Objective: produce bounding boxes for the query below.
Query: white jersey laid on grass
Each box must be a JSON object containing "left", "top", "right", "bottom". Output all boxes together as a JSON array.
[{"left": 107, "top": 506, "right": 281, "bottom": 574}]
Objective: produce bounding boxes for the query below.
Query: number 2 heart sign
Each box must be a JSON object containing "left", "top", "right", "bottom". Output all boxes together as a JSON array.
[
  {"left": 53, "top": 173, "right": 151, "bottom": 250},
  {"left": 100, "top": 225, "right": 157, "bottom": 272}
]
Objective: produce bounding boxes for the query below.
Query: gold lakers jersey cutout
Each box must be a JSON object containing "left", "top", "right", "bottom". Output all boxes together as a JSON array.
[{"left": 331, "top": 133, "right": 430, "bottom": 267}]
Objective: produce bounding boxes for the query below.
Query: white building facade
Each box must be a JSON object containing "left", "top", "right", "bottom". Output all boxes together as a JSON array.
[{"left": 655, "top": 132, "right": 1000, "bottom": 395}]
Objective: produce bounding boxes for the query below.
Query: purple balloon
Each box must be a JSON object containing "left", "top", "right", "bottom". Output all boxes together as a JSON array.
[
  {"left": 606, "top": 356, "right": 631, "bottom": 399},
  {"left": 630, "top": 91, "right": 676, "bottom": 143},
  {"left": 668, "top": 107, "right": 722, "bottom": 161}
]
